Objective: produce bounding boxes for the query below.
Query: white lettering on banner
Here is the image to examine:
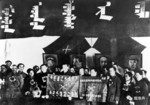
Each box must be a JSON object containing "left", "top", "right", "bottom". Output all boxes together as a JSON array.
[
  {"left": 135, "top": 1, "right": 150, "bottom": 18},
  {"left": 62, "top": 0, "right": 76, "bottom": 29},
  {"left": 0, "top": 5, "right": 15, "bottom": 33},
  {"left": 95, "top": 2, "right": 113, "bottom": 21},
  {"left": 30, "top": 2, "right": 45, "bottom": 30}
]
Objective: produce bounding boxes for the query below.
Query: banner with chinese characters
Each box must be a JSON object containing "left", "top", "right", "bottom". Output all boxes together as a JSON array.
[
  {"left": 79, "top": 77, "right": 107, "bottom": 102},
  {"left": 47, "top": 74, "right": 79, "bottom": 98}
]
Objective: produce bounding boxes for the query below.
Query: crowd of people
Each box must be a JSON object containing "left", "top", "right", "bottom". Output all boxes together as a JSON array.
[{"left": 0, "top": 56, "right": 150, "bottom": 105}]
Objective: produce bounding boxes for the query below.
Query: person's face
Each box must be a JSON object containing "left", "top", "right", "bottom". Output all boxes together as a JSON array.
[
  {"left": 84, "top": 69, "right": 89, "bottom": 74},
  {"left": 29, "top": 70, "right": 34, "bottom": 77},
  {"left": 73, "top": 58, "right": 79, "bottom": 63},
  {"left": 18, "top": 65, "right": 24, "bottom": 72},
  {"left": 6, "top": 62, "right": 12, "bottom": 67},
  {"left": 109, "top": 67, "right": 116, "bottom": 77},
  {"left": 62, "top": 64, "right": 69, "bottom": 73},
  {"left": 35, "top": 66, "right": 39, "bottom": 71},
  {"left": 41, "top": 65, "right": 47, "bottom": 73},
  {"left": 129, "top": 59, "right": 138, "bottom": 70},
  {"left": 135, "top": 73, "right": 142, "bottom": 81},
  {"left": 70, "top": 68, "right": 75, "bottom": 73},
  {"left": 91, "top": 69, "right": 97, "bottom": 77},
  {"left": 125, "top": 74, "right": 131, "bottom": 81},
  {"left": 100, "top": 57, "right": 108, "bottom": 67},
  {"left": 12, "top": 65, "right": 17, "bottom": 73},
  {"left": 79, "top": 68, "right": 84, "bottom": 76},
  {"left": 47, "top": 60, "right": 54, "bottom": 67},
  {"left": 1, "top": 66, "right": 7, "bottom": 73}
]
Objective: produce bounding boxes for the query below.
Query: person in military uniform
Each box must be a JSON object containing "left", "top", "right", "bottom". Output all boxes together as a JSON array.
[
  {"left": 133, "top": 70, "right": 149, "bottom": 105},
  {"left": 107, "top": 66, "right": 121, "bottom": 105},
  {"left": 128, "top": 55, "right": 140, "bottom": 71}
]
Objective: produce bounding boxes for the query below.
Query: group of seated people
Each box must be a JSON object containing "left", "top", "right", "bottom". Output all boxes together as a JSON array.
[{"left": 0, "top": 56, "right": 150, "bottom": 105}]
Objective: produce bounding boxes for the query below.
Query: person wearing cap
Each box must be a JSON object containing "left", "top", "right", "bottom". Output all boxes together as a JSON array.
[
  {"left": 128, "top": 56, "right": 139, "bottom": 71},
  {"left": 132, "top": 70, "right": 149, "bottom": 105}
]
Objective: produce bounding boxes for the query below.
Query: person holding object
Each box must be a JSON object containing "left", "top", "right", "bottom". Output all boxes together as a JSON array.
[
  {"left": 119, "top": 72, "right": 134, "bottom": 105},
  {"left": 132, "top": 70, "right": 149, "bottom": 105},
  {"left": 107, "top": 66, "right": 121, "bottom": 105}
]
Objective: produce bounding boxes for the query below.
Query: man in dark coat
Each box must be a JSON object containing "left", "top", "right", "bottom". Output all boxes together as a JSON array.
[
  {"left": 3, "top": 65, "right": 22, "bottom": 105},
  {"left": 0, "top": 65, "right": 8, "bottom": 80},
  {"left": 133, "top": 70, "right": 149, "bottom": 105},
  {"left": 107, "top": 66, "right": 121, "bottom": 105},
  {"left": 141, "top": 69, "right": 150, "bottom": 105},
  {"left": 37, "top": 64, "right": 48, "bottom": 98},
  {"left": 5, "top": 60, "right": 12, "bottom": 75},
  {"left": 17, "top": 63, "right": 27, "bottom": 89}
]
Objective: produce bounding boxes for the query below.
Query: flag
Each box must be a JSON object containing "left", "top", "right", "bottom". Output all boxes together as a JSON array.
[
  {"left": 47, "top": 74, "right": 79, "bottom": 98},
  {"left": 79, "top": 76, "right": 107, "bottom": 102}
]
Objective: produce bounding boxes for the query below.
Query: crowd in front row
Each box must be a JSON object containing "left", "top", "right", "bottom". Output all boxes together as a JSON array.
[{"left": 0, "top": 56, "right": 150, "bottom": 105}]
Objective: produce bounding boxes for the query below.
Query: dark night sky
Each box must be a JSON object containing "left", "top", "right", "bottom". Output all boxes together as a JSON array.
[{"left": 0, "top": 0, "right": 150, "bottom": 39}]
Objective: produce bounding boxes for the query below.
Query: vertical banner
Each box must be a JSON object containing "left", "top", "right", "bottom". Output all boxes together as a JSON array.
[
  {"left": 47, "top": 74, "right": 79, "bottom": 98},
  {"left": 79, "top": 77, "right": 107, "bottom": 102}
]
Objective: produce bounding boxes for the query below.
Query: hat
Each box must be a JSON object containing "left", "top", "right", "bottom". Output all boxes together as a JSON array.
[
  {"left": 27, "top": 68, "right": 34, "bottom": 74},
  {"left": 47, "top": 57, "right": 55, "bottom": 61},
  {"left": 125, "top": 72, "right": 133, "bottom": 78},
  {"left": 134, "top": 70, "right": 143, "bottom": 75},
  {"left": 140, "top": 68, "right": 147, "bottom": 74},
  {"left": 129, "top": 55, "right": 139, "bottom": 61}
]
